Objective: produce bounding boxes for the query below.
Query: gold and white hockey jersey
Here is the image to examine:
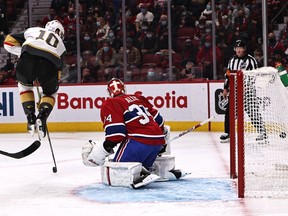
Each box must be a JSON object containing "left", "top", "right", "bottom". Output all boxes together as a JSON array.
[{"left": 4, "top": 27, "right": 66, "bottom": 69}]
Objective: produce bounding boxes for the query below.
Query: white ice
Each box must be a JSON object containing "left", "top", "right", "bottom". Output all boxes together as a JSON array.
[{"left": 1, "top": 131, "right": 288, "bottom": 216}]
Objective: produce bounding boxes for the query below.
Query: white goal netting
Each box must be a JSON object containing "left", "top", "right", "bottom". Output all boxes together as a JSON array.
[{"left": 237, "top": 67, "right": 288, "bottom": 197}]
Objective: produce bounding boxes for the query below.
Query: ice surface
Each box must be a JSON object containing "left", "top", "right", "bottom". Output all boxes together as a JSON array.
[{"left": 1, "top": 132, "right": 288, "bottom": 216}]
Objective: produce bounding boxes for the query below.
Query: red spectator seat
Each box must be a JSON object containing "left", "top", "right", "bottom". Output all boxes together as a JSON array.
[
  {"left": 177, "top": 27, "right": 196, "bottom": 38},
  {"left": 142, "top": 53, "right": 161, "bottom": 67},
  {"left": 172, "top": 52, "right": 182, "bottom": 68}
]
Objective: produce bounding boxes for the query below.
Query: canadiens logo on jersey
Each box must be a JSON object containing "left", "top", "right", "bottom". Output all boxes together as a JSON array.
[{"left": 101, "top": 94, "right": 165, "bottom": 145}]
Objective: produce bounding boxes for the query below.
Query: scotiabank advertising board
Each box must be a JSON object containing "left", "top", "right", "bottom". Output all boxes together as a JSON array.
[{"left": 0, "top": 82, "right": 225, "bottom": 123}]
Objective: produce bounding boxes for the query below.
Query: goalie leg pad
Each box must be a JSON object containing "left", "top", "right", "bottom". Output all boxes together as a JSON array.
[
  {"left": 101, "top": 161, "right": 142, "bottom": 187},
  {"left": 163, "top": 125, "right": 171, "bottom": 154},
  {"left": 152, "top": 155, "right": 190, "bottom": 181},
  {"left": 152, "top": 155, "right": 175, "bottom": 181},
  {"left": 158, "top": 125, "right": 171, "bottom": 156},
  {"left": 101, "top": 162, "right": 160, "bottom": 188}
]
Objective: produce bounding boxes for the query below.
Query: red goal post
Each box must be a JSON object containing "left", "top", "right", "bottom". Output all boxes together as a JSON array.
[{"left": 229, "top": 67, "right": 288, "bottom": 198}]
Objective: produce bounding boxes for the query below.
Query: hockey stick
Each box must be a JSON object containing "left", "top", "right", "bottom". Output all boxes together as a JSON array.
[
  {"left": 0, "top": 141, "right": 41, "bottom": 159},
  {"left": 35, "top": 80, "right": 58, "bottom": 173},
  {"left": 167, "top": 116, "right": 215, "bottom": 143}
]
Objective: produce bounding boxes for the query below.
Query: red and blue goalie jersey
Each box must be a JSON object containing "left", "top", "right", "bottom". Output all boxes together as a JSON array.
[{"left": 100, "top": 94, "right": 165, "bottom": 145}]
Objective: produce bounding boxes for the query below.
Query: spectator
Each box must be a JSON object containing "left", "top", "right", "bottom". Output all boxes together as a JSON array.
[
  {"left": 253, "top": 48, "right": 264, "bottom": 67},
  {"left": 156, "top": 14, "right": 168, "bottom": 37},
  {"left": 0, "top": 68, "right": 16, "bottom": 85},
  {"left": 141, "top": 28, "right": 158, "bottom": 54},
  {"left": 135, "top": 3, "right": 154, "bottom": 33},
  {"left": 95, "top": 17, "right": 110, "bottom": 44},
  {"left": 107, "top": 29, "right": 122, "bottom": 52},
  {"left": 153, "top": 0, "right": 167, "bottom": 23},
  {"left": 196, "top": 35, "right": 222, "bottom": 80},
  {"left": 271, "top": 49, "right": 287, "bottom": 69},
  {"left": 80, "top": 50, "right": 97, "bottom": 77},
  {"left": 50, "top": 0, "right": 68, "bottom": 18},
  {"left": 181, "top": 38, "right": 198, "bottom": 67},
  {"left": 117, "top": 38, "right": 141, "bottom": 81},
  {"left": 267, "top": 32, "right": 286, "bottom": 66},
  {"left": 199, "top": 2, "right": 212, "bottom": 25},
  {"left": 42, "top": 8, "right": 62, "bottom": 27},
  {"left": 157, "top": 28, "right": 169, "bottom": 51},
  {"left": 81, "top": 15, "right": 97, "bottom": 36},
  {"left": 233, "top": 9, "right": 251, "bottom": 40},
  {"left": 80, "top": 32, "right": 97, "bottom": 54},
  {"left": 146, "top": 66, "right": 159, "bottom": 81},
  {"left": 195, "top": 16, "right": 207, "bottom": 40},
  {"left": 279, "top": 22, "right": 288, "bottom": 49},
  {"left": 95, "top": 40, "right": 118, "bottom": 81},
  {"left": 81, "top": 67, "right": 96, "bottom": 83},
  {"left": 62, "top": 7, "right": 77, "bottom": 38},
  {"left": 231, "top": 0, "right": 250, "bottom": 25}
]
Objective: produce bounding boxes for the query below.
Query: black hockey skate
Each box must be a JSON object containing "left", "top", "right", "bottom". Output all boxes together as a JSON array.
[
  {"left": 27, "top": 113, "right": 36, "bottom": 136},
  {"left": 131, "top": 173, "right": 160, "bottom": 189},
  {"left": 36, "top": 107, "right": 49, "bottom": 139}
]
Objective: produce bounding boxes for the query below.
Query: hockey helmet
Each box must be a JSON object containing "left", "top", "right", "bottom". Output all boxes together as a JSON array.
[
  {"left": 45, "top": 20, "right": 65, "bottom": 39},
  {"left": 234, "top": 40, "right": 246, "bottom": 49},
  {"left": 107, "top": 78, "right": 126, "bottom": 98}
]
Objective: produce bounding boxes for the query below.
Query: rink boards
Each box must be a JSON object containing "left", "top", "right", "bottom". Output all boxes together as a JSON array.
[{"left": 0, "top": 81, "right": 225, "bottom": 133}]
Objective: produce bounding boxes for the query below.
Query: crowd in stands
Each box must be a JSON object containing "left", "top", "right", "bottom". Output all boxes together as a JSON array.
[{"left": 0, "top": 0, "right": 288, "bottom": 85}]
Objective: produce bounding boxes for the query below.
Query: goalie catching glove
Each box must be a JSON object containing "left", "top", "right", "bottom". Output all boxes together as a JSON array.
[{"left": 82, "top": 140, "right": 114, "bottom": 166}]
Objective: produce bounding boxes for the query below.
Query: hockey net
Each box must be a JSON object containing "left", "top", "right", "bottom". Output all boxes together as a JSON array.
[{"left": 229, "top": 67, "right": 288, "bottom": 198}]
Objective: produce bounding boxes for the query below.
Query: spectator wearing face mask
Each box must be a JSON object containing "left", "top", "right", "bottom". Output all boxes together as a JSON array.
[
  {"left": 63, "top": 7, "right": 80, "bottom": 38},
  {"left": 135, "top": 3, "right": 154, "bottom": 33},
  {"left": 196, "top": 35, "right": 222, "bottom": 80},
  {"left": 95, "top": 17, "right": 110, "bottom": 44},
  {"left": 107, "top": 29, "right": 122, "bottom": 52},
  {"left": 95, "top": 40, "right": 118, "bottom": 81},
  {"left": 81, "top": 32, "right": 97, "bottom": 54},
  {"left": 199, "top": 2, "right": 212, "bottom": 25},
  {"left": 146, "top": 66, "right": 161, "bottom": 82},
  {"left": 141, "top": 28, "right": 157, "bottom": 54},
  {"left": 156, "top": 14, "right": 168, "bottom": 37}
]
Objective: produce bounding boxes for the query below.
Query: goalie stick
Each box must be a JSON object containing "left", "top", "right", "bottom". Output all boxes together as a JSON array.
[
  {"left": 167, "top": 116, "right": 215, "bottom": 143},
  {"left": 0, "top": 140, "right": 41, "bottom": 159}
]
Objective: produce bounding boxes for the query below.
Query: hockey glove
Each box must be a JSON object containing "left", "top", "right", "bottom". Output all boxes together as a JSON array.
[{"left": 82, "top": 140, "right": 113, "bottom": 166}]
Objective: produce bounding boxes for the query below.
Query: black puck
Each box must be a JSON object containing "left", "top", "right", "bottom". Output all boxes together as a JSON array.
[{"left": 280, "top": 132, "right": 286, "bottom": 138}]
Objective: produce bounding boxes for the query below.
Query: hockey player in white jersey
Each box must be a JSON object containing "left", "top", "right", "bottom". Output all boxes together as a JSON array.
[{"left": 4, "top": 20, "right": 66, "bottom": 138}]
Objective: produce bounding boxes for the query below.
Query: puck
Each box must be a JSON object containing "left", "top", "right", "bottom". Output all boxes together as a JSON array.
[
  {"left": 280, "top": 132, "right": 286, "bottom": 138},
  {"left": 53, "top": 167, "right": 57, "bottom": 173}
]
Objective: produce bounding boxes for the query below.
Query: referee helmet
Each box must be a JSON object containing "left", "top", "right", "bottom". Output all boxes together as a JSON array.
[{"left": 234, "top": 40, "right": 246, "bottom": 49}]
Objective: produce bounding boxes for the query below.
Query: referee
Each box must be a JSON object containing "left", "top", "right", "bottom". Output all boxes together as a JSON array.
[{"left": 220, "top": 40, "right": 267, "bottom": 143}]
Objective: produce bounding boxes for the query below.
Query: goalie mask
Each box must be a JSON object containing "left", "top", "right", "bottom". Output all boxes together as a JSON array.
[
  {"left": 45, "top": 20, "right": 65, "bottom": 39},
  {"left": 107, "top": 78, "right": 126, "bottom": 98}
]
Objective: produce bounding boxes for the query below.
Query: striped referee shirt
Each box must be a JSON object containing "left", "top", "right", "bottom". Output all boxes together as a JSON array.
[{"left": 224, "top": 54, "right": 258, "bottom": 89}]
